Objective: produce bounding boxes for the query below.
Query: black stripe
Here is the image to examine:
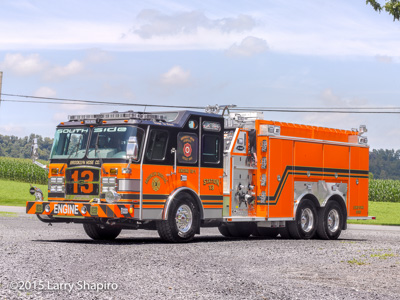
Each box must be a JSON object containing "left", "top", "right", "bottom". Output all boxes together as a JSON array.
[
  {"left": 202, "top": 202, "right": 223, "bottom": 206},
  {"left": 143, "top": 194, "right": 167, "bottom": 200},
  {"left": 99, "top": 205, "right": 107, "bottom": 216},
  {"left": 294, "top": 166, "right": 368, "bottom": 175},
  {"left": 200, "top": 195, "right": 224, "bottom": 200},
  {"left": 26, "top": 202, "right": 35, "bottom": 213},
  {"left": 106, "top": 206, "right": 114, "bottom": 217},
  {"left": 257, "top": 165, "right": 368, "bottom": 206}
]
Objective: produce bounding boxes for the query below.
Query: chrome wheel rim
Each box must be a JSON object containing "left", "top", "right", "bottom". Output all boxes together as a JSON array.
[
  {"left": 300, "top": 208, "right": 314, "bottom": 233},
  {"left": 175, "top": 204, "right": 193, "bottom": 233},
  {"left": 327, "top": 209, "right": 340, "bottom": 233}
]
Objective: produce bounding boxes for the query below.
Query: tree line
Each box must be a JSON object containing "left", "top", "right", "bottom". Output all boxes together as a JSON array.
[
  {"left": 0, "top": 134, "right": 399, "bottom": 179},
  {"left": 0, "top": 134, "right": 53, "bottom": 160}
]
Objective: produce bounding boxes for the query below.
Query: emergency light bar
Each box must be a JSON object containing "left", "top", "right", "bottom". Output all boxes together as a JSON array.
[{"left": 68, "top": 112, "right": 166, "bottom": 122}]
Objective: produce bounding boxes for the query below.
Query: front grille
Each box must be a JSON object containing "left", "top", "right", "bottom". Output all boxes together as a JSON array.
[{"left": 65, "top": 167, "right": 100, "bottom": 197}]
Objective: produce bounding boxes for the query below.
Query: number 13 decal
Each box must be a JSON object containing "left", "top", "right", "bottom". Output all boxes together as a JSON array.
[{"left": 71, "top": 170, "right": 94, "bottom": 194}]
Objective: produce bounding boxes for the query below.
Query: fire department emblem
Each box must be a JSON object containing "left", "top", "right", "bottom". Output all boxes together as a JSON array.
[
  {"left": 183, "top": 143, "right": 192, "bottom": 157},
  {"left": 151, "top": 177, "right": 161, "bottom": 192}
]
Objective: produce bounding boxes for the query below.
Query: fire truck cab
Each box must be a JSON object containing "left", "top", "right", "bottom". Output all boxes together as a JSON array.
[{"left": 27, "top": 107, "right": 372, "bottom": 242}]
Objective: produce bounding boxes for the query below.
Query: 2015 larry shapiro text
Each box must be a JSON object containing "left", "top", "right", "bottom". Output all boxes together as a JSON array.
[{"left": 9, "top": 280, "right": 118, "bottom": 292}]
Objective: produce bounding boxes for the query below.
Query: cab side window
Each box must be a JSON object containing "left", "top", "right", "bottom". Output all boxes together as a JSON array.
[
  {"left": 202, "top": 135, "right": 220, "bottom": 164},
  {"left": 146, "top": 130, "right": 169, "bottom": 161}
]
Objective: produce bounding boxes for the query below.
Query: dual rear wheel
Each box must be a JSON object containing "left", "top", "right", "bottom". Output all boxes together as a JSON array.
[
  {"left": 217, "top": 199, "right": 344, "bottom": 240},
  {"left": 287, "top": 199, "right": 344, "bottom": 240}
]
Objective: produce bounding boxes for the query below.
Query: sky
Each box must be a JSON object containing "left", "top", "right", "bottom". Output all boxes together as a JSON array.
[{"left": 0, "top": 0, "right": 399, "bottom": 150}]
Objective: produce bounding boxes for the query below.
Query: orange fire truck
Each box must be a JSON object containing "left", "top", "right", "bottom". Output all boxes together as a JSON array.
[{"left": 26, "top": 106, "right": 373, "bottom": 242}]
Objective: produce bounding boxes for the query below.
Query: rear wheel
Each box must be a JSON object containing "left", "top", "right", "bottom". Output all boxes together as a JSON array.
[
  {"left": 218, "top": 224, "right": 233, "bottom": 237},
  {"left": 287, "top": 199, "right": 318, "bottom": 239},
  {"left": 278, "top": 227, "right": 291, "bottom": 239},
  {"left": 317, "top": 201, "right": 343, "bottom": 240},
  {"left": 157, "top": 193, "right": 199, "bottom": 243},
  {"left": 83, "top": 223, "right": 121, "bottom": 240},
  {"left": 252, "top": 227, "right": 279, "bottom": 238}
]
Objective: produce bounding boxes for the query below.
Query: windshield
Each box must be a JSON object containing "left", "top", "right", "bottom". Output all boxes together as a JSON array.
[
  {"left": 50, "top": 128, "right": 89, "bottom": 159},
  {"left": 87, "top": 126, "right": 144, "bottom": 159}
]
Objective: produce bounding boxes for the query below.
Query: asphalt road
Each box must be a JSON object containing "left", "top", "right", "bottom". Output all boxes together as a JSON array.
[{"left": 1, "top": 207, "right": 400, "bottom": 299}]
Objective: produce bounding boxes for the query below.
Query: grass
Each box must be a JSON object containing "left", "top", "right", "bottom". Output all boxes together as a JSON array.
[
  {"left": 0, "top": 179, "right": 48, "bottom": 206},
  {"left": 347, "top": 258, "right": 368, "bottom": 265},
  {"left": 0, "top": 211, "right": 18, "bottom": 217},
  {"left": 347, "top": 201, "right": 400, "bottom": 226},
  {"left": 0, "top": 179, "right": 399, "bottom": 227}
]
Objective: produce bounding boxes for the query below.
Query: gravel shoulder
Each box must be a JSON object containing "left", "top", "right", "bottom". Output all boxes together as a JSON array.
[{"left": 1, "top": 214, "right": 400, "bottom": 300}]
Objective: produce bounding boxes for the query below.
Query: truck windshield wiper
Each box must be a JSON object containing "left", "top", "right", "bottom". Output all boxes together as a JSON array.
[
  {"left": 95, "top": 134, "right": 108, "bottom": 175},
  {"left": 60, "top": 135, "right": 83, "bottom": 174}
]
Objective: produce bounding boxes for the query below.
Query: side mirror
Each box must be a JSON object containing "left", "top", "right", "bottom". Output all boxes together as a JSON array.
[
  {"left": 126, "top": 136, "right": 139, "bottom": 161},
  {"left": 31, "top": 138, "right": 39, "bottom": 162},
  {"left": 122, "top": 136, "right": 139, "bottom": 174}
]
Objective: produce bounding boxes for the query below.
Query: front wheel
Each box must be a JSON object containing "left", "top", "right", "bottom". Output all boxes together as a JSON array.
[
  {"left": 316, "top": 201, "right": 343, "bottom": 240},
  {"left": 287, "top": 199, "right": 318, "bottom": 239},
  {"left": 157, "top": 193, "right": 199, "bottom": 243},
  {"left": 83, "top": 223, "right": 121, "bottom": 240}
]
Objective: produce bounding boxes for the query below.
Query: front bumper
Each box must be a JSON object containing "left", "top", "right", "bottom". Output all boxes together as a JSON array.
[{"left": 26, "top": 201, "right": 134, "bottom": 219}]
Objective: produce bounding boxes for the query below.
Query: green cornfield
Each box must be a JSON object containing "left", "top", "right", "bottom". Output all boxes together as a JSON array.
[
  {"left": 369, "top": 179, "right": 400, "bottom": 203},
  {"left": 0, "top": 157, "right": 48, "bottom": 185}
]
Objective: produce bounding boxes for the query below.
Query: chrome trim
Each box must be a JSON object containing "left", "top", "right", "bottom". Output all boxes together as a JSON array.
[
  {"left": 175, "top": 204, "right": 193, "bottom": 233},
  {"left": 327, "top": 208, "right": 340, "bottom": 233},
  {"left": 139, "top": 126, "right": 150, "bottom": 220},
  {"left": 266, "top": 217, "right": 294, "bottom": 221},
  {"left": 198, "top": 116, "right": 202, "bottom": 195},
  {"left": 118, "top": 179, "right": 140, "bottom": 192},
  {"left": 347, "top": 216, "right": 375, "bottom": 220},
  {"left": 163, "top": 187, "right": 204, "bottom": 220},
  {"left": 268, "top": 135, "right": 369, "bottom": 148},
  {"left": 293, "top": 181, "right": 348, "bottom": 217},
  {"left": 228, "top": 128, "right": 240, "bottom": 153},
  {"left": 300, "top": 207, "right": 314, "bottom": 233}
]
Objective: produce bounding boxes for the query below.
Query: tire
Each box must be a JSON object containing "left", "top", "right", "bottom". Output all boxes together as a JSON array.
[
  {"left": 278, "top": 227, "right": 291, "bottom": 239},
  {"left": 287, "top": 199, "right": 318, "bottom": 239},
  {"left": 218, "top": 224, "right": 233, "bottom": 237},
  {"left": 227, "top": 222, "right": 252, "bottom": 238},
  {"left": 252, "top": 227, "right": 279, "bottom": 238},
  {"left": 157, "top": 193, "right": 199, "bottom": 243},
  {"left": 316, "top": 201, "right": 343, "bottom": 240},
  {"left": 83, "top": 223, "right": 121, "bottom": 240}
]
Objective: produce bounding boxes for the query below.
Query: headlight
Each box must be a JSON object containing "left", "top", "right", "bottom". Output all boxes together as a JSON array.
[
  {"left": 102, "top": 178, "right": 109, "bottom": 184},
  {"left": 50, "top": 185, "right": 57, "bottom": 192},
  {"left": 50, "top": 177, "right": 57, "bottom": 184},
  {"left": 105, "top": 191, "right": 121, "bottom": 203},
  {"left": 56, "top": 177, "right": 64, "bottom": 184}
]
